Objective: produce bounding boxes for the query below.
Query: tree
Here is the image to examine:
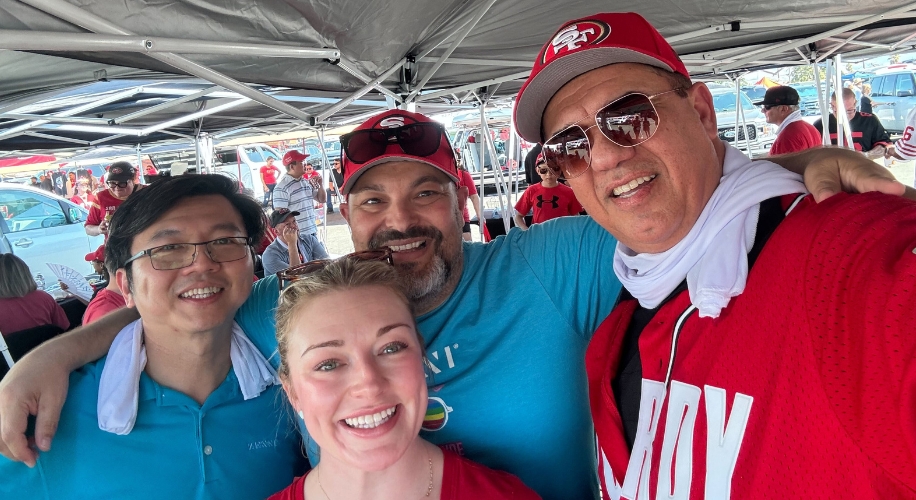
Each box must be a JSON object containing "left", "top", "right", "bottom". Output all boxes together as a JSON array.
[{"left": 790, "top": 65, "right": 826, "bottom": 83}]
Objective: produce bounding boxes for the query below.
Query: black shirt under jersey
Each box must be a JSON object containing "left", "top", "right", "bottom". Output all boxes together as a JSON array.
[
  {"left": 612, "top": 197, "right": 789, "bottom": 449},
  {"left": 813, "top": 112, "right": 891, "bottom": 152}
]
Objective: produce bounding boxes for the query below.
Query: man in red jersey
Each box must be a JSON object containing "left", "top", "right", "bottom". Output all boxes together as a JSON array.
[
  {"left": 514, "top": 11, "right": 916, "bottom": 500},
  {"left": 85, "top": 162, "right": 142, "bottom": 239}
]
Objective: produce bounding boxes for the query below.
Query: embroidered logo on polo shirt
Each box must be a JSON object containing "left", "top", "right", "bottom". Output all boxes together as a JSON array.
[{"left": 248, "top": 439, "right": 279, "bottom": 451}]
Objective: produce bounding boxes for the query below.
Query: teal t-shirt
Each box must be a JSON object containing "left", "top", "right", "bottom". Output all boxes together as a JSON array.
[{"left": 236, "top": 215, "right": 621, "bottom": 500}]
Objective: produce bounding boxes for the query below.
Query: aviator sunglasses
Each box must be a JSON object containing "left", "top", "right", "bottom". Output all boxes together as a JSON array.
[
  {"left": 340, "top": 122, "right": 446, "bottom": 164},
  {"left": 542, "top": 88, "right": 686, "bottom": 179},
  {"left": 276, "top": 248, "right": 394, "bottom": 291}
]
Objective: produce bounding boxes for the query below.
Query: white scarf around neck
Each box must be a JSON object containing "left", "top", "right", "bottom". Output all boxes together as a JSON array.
[
  {"left": 97, "top": 319, "right": 278, "bottom": 435},
  {"left": 613, "top": 144, "right": 807, "bottom": 318},
  {"left": 776, "top": 110, "right": 805, "bottom": 136}
]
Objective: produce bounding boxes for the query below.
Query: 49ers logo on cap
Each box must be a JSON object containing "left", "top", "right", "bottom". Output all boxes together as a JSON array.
[{"left": 542, "top": 20, "right": 610, "bottom": 65}]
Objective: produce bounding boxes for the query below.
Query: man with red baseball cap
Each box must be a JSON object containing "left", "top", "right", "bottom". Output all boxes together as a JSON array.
[
  {"left": 273, "top": 149, "right": 328, "bottom": 258},
  {"left": 515, "top": 11, "right": 916, "bottom": 499}
]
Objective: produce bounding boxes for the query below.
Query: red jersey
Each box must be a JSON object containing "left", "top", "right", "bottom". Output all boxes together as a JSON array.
[
  {"left": 70, "top": 192, "right": 98, "bottom": 211},
  {"left": 82, "top": 288, "right": 126, "bottom": 325},
  {"left": 260, "top": 164, "right": 279, "bottom": 185},
  {"left": 458, "top": 170, "right": 479, "bottom": 223},
  {"left": 86, "top": 188, "right": 131, "bottom": 227},
  {"left": 267, "top": 450, "right": 541, "bottom": 500},
  {"left": 768, "top": 120, "right": 822, "bottom": 155},
  {"left": 587, "top": 192, "right": 916, "bottom": 499},
  {"left": 515, "top": 183, "right": 582, "bottom": 224}
]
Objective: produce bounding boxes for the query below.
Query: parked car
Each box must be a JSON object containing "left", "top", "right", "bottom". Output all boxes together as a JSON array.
[
  {"left": 0, "top": 183, "right": 104, "bottom": 284},
  {"left": 710, "top": 87, "right": 778, "bottom": 155},
  {"left": 793, "top": 84, "right": 823, "bottom": 116},
  {"left": 741, "top": 85, "right": 768, "bottom": 103},
  {"left": 866, "top": 65, "right": 916, "bottom": 133}
]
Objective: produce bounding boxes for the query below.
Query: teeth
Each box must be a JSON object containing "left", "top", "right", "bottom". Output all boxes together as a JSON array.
[
  {"left": 613, "top": 175, "right": 656, "bottom": 197},
  {"left": 388, "top": 241, "right": 423, "bottom": 252},
  {"left": 179, "top": 286, "right": 222, "bottom": 299},
  {"left": 344, "top": 406, "right": 397, "bottom": 429}
]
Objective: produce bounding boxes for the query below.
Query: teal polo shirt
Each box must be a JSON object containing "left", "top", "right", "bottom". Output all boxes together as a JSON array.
[{"left": 0, "top": 356, "right": 306, "bottom": 500}]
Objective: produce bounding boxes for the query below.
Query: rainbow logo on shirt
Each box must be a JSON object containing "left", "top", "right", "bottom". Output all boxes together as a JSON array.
[{"left": 422, "top": 397, "right": 452, "bottom": 432}]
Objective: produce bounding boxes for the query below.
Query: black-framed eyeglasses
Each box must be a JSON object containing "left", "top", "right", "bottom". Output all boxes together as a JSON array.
[
  {"left": 340, "top": 122, "right": 446, "bottom": 164},
  {"left": 124, "top": 236, "right": 252, "bottom": 271},
  {"left": 542, "top": 88, "right": 686, "bottom": 180},
  {"left": 107, "top": 180, "right": 131, "bottom": 188},
  {"left": 277, "top": 248, "right": 394, "bottom": 291}
]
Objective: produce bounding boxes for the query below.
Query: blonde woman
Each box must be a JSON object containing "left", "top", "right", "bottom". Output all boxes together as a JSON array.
[{"left": 270, "top": 257, "right": 539, "bottom": 500}]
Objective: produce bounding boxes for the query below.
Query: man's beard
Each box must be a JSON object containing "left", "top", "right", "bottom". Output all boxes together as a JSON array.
[{"left": 368, "top": 225, "right": 458, "bottom": 308}]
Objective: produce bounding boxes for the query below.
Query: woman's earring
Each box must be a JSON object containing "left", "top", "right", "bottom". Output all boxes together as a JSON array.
[{"left": 297, "top": 410, "right": 305, "bottom": 420}]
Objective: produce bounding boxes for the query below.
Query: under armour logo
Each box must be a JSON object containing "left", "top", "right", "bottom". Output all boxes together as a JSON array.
[
  {"left": 378, "top": 116, "right": 406, "bottom": 128},
  {"left": 536, "top": 195, "right": 560, "bottom": 209}
]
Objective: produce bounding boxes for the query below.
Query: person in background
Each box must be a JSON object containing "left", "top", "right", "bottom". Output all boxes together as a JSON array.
[
  {"left": 85, "top": 162, "right": 143, "bottom": 239},
  {"left": 756, "top": 86, "right": 822, "bottom": 155},
  {"left": 268, "top": 257, "right": 539, "bottom": 500},
  {"left": 273, "top": 151, "right": 328, "bottom": 258},
  {"left": 28, "top": 177, "right": 39, "bottom": 188},
  {"left": 261, "top": 208, "right": 329, "bottom": 277},
  {"left": 81, "top": 255, "right": 124, "bottom": 326},
  {"left": 65, "top": 173, "right": 77, "bottom": 198},
  {"left": 860, "top": 82, "right": 873, "bottom": 114},
  {"left": 457, "top": 162, "right": 482, "bottom": 240},
  {"left": 514, "top": 154, "right": 582, "bottom": 230},
  {"left": 59, "top": 245, "right": 109, "bottom": 304},
  {"left": 260, "top": 156, "right": 280, "bottom": 208},
  {"left": 0, "top": 255, "right": 69, "bottom": 335},
  {"left": 38, "top": 174, "right": 53, "bottom": 192},
  {"left": 814, "top": 88, "right": 891, "bottom": 159},
  {"left": 70, "top": 179, "right": 97, "bottom": 211},
  {"left": 327, "top": 158, "right": 344, "bottom": 215}
]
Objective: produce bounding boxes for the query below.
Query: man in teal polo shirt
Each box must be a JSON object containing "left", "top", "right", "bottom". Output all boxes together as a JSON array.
[{"left": 0, "top": 175, "right": 305, "bottom": 499}]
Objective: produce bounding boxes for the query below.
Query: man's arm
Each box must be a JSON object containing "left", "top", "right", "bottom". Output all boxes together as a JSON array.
[
  {"left": 0, "top": 307, "right": 139, "bottom": 467},
  {"left": 513, "top": 212, "right": 529, "bottom": 230},
  {"left": 768, "top": 146, "right": 909, "bottom": 202}
]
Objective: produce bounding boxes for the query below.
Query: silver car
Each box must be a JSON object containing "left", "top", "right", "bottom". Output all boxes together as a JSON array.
[{"left": 0, "top": 183, "right": 104, "bottom": 284}]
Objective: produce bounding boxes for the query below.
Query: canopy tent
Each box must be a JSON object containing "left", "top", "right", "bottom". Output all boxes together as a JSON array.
[
  {"left": 755, "top": 77, "right": 782, "bottom": 87},
  {"left": 2, "top": 0, "right": 916, "bottom": 154}
]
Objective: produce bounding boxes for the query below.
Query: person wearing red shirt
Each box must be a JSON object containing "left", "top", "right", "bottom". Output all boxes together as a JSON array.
[
  {"left": 755, "top": 86, "right": 822, "bottom": 155},
  {"left": 0, "top": 255, "right": 69, "bottom": 335},
  {"left": 514, "top": 155, "right": 582, "bottom": 230},
  {"left": 260, "top": 156, "right": 281, "bottom": 207},
  {"left": 268, "top": 259, "right": 539, "bottom": 500},
  {"left": 69, "top": 178, "right": 98, "bottom": 211},
  {"left": 85, "top": 162, "right": 142, "bottom": 239},
  {"left": 457, "top": 166, "right": 481, "bottom": 240},
  {"left": 81, "top": 248, "right": 125, "bottom": 325}
]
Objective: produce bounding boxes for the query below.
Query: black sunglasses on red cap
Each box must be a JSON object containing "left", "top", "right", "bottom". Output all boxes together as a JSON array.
[{"left": 340, "top": 122, "right": 446, "bottom": 164}]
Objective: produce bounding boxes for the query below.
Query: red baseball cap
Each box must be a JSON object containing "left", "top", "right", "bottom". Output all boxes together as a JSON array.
[
  {"left": 282, "top": 150, "right": 309, "bottom": 167},
  {"left": 514, "top": 12, "right": 690, "bottom": 142},
  {"left": 340, "top": 109, "right": 459, "bottom": 195},
  {"left": 85, "top": 244, "right": 105, "bottom": 262}
]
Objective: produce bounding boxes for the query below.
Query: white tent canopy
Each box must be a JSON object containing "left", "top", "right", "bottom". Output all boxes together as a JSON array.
[{"left": 3, "top": 0, "right": 916, "bottom": 152}]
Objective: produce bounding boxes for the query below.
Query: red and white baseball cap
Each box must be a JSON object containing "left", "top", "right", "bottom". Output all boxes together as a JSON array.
[
  {"left": 340, "top": 109, "right": 459, "bottom": 195},
  {"left": 514, "top": 12, "right": 690, "bottom": 143},
  {"left": 282, "top": 150, "right": 309, "bottom": 167},
  {"left": 85, "top": 244, "right": 105, "bottom": 263}
]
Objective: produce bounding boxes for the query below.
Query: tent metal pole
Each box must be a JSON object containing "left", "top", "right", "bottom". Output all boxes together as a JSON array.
[
  {"left": 140, "top": 99, "right": 249, "bottom": 136},
  {"left": 417, "top": 57, "right": 532, "bottom": 68},
  {"left": 314, "top": 59, "right": 406, "bottom": 122},
  {"left": 823, "top": 37, "right": 891, "bottom": 50},
  {"left": 0, "top": 30, "right": 339, "bottom": 59},
  {"left": 0, "top": 113, "right": 109, "bottom": 125},
  {"left": 735, "top": 77, "right": 753, "bottom": 159},
  {"left": 834, "top": 54, "right": 855, "bottom": 149},
  {"left": 317, "top": 127, "right": 330, "bottom": 247},
  {"left": 479, "top": 106, "right": 511, "bottom": 233},
  {"left": 415, "top": 72, "right": 531, "bottom": 103},
  {"left": 89, "top": 134, "right": 126, "bottom": 146},
  {"left": 406, "top": 0, "right": 499, "bottom": 103},
  {"left": 24, "top": 131, "right": 90, "bottom": 145},
  {"left": 19, "top": 0, "right": 314, "bottom": 124},
  {"left": 814, "top": 63, "right": 831, "bottom": 146},
  {"left": 815, "top": 31, "right": 864, "bottom": 63},
  {"left": 716, "top": 2, "right": 916, "bottom": 72},
  {"left": 336, "top": 60, "right": 403, "bottom": 103},
  {"left": 732, "top": 76, "right": 742, "bottom": 156}
]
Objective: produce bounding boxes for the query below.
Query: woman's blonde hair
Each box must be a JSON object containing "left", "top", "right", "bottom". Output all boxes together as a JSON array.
[
  {"left": 274, "top": 258, "right": 418, "bottom": 379},
  {"left": 0, "top": 254, "right": 38, "bottom": 298}
]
